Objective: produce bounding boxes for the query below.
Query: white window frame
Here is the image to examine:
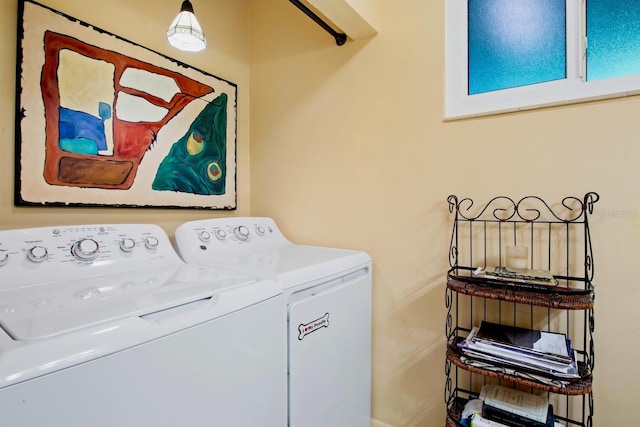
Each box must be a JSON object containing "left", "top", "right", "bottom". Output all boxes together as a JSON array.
[{"left": 445, "top": 0, "right": 640, "bottom": 120}]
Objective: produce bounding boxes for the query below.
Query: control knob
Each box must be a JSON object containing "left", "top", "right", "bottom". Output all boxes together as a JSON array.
[
  {"left": 215, "top": 229, "right": 227, "bottom": 240},
  {"left": 144, "top": 236, "right": 159, "bottom": 250},
  {"left": 233, "top": 226, "right": 250, "bottom": 241},
  {"left": 198, "top": 231, "right": 211, "bottom": 242},
  {"left": 0, "top": 249, "right": 9, "bottom": 266},
  {"left": 255, "top": 225, "right": 265, "bottom": 236},
  {"left": 119, "top": 238, "right": 136, "bottom": 252},
  {"left": 72, "top": 239, "right": 100, "bottom": 261},
  {"left": 27, "top": 245, "right": 48, "bottom": 263}
]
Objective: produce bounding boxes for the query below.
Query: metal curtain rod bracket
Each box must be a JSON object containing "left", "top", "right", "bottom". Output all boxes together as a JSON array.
[{"left": 289, "top": 0, "right": 347, "bottom": 46}]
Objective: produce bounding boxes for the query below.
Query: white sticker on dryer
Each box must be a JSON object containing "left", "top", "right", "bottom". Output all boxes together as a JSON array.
[{"left": 298, "top": 312, "right": 329, "bottom": 340}]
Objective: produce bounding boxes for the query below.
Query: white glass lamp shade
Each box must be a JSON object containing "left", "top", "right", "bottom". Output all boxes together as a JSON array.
[{"left": 167, "top": 1, "right": 206, "bottom": 52}]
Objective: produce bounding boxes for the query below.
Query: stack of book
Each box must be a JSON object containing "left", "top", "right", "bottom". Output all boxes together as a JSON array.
[
  {"left": 477, "top": 384, "right": 554, "bottom": 427},
  {"left": 458, "top": 321, "right": 580, "bottom": 381}
]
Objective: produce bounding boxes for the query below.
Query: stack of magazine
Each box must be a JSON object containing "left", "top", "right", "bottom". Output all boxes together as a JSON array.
[
  {"left": 477, "top": 384, "right": 555, "bottom": 427},
  {"left": 458, "top": 321, "right": 581, "bottom": 382}
]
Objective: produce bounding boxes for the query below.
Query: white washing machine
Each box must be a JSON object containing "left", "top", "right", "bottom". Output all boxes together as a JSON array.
[
  {"left": 174, "top": 217, "right": 372, "bottom": 427},
  {"left": 0, "top": 224, "right": 286, "bottom": 427}
]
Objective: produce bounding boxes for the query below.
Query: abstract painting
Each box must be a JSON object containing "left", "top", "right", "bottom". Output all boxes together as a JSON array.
[{"left": 16, "top": 0, "right": 237, "bottom": 209}]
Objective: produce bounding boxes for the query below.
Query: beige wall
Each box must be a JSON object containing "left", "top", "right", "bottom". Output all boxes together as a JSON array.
[
  {"left": 249, "top": 0, "right": 638, "bottom": 426},
  {"left": 0, "top": 0, "right": 251, "bottom": 232},
  {"left": 0, "top": 0, "right": 637, "bottom": 426}
]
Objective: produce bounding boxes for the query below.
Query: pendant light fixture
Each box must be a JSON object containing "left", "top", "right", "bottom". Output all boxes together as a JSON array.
[{"left": 166, "top": 0, "right": 206, "bottom": 52}]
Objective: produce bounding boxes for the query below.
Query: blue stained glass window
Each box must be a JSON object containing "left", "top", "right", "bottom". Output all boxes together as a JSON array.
[
  {"left": 468, "top": 0, "right": 567, "bottom": 95},
  {"left": 587, "top": 0, "right": 640, "bottom": 81}
]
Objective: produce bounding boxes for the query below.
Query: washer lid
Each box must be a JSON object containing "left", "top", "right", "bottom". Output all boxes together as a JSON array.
[{"left": 0, "top": 263, "right": 257, "bottom": 341}]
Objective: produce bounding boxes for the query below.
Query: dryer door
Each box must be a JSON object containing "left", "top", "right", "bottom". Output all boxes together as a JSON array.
[{"left": 287, "top": 270, "right": 371, "bottom": 427}]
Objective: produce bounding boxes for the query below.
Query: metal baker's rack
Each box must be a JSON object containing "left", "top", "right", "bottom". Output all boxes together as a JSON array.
[{"left": 444, "top": 193, "right": 598, "bottom": 427}]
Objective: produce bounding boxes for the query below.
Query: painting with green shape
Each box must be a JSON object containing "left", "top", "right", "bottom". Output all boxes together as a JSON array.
[{"left": 18, "top": 0, "right": 237, "bottom": 209}]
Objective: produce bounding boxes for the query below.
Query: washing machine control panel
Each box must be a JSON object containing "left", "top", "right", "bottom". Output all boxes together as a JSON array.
[
  {"left": 174, "top": 217, "right": 290, "bottom": 262},
  {"left": 0, "top": 224, "right": 182, "bottom": 290}
]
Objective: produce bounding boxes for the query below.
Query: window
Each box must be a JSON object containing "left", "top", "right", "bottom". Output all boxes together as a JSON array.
[
  {"left": 468, "top": 0, "right": 566, "bottom": 95},
  {"left": 586, "top": 0, "right": 640, "bottom": 81},
  {"left": 446, "top": 0, "right": 640, "bottom": 119}
]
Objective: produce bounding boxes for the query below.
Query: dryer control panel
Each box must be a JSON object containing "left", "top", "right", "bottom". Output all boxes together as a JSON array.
[
  {"left": 174, "top": 217, "right": 290, "bottom": 263},
  {"left": 0, "top": 224, "right": 181, "bottom": 290}
]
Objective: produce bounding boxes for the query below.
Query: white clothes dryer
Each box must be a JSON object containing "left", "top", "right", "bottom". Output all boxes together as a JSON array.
[
  {"left": 174, "top": 217, "right": 372, "bottom": 427},
  {"left": 0, "top": 224, "right": 286, "bottom": 427}
]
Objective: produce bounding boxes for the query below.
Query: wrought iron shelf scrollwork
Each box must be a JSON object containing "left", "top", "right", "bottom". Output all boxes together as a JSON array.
[{"left": 444, "top": 193, "right": 598, "bottom": 427}]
